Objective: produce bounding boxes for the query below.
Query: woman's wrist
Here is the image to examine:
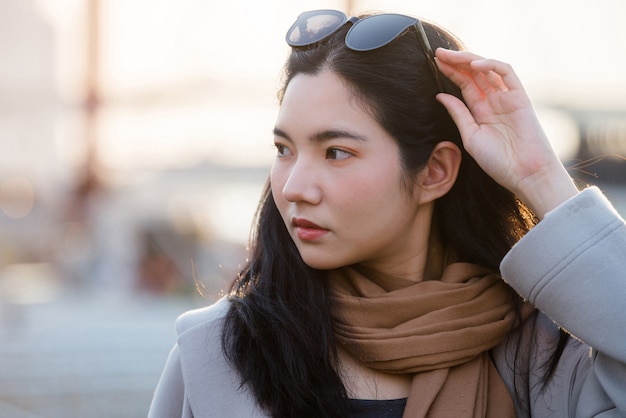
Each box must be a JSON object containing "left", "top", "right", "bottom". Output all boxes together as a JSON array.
[{"left": 515, "top": 165, "right": 579, "bottom": 219}]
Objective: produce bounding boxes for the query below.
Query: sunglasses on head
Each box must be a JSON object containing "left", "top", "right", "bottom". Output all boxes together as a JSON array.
[{"left": 286, "top": 9, "right": 444, "bottom": 93}]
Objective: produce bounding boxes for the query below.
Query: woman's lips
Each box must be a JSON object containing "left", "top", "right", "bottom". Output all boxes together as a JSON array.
[{"left": 292, "top": 218, "right": 329, "bottom": 241}]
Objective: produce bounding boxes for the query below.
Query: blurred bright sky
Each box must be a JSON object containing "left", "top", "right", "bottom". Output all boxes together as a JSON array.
[{"left": 32, "top": 0, "right": 626, "bottom": 172}]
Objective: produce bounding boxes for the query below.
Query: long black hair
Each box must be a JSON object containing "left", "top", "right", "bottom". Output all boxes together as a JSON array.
[{"left": 222, "top": 13, "right": 562, "bottom": 417}]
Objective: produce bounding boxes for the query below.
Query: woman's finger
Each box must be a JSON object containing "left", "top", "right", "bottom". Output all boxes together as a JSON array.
[
  {"left": 435, "top": 49, "right": 504, "bottom": 101},
  {"left": 435, "top": 92, "right": 479, "bottom": 146},
  {"left": 435, "top": 48, "right": 486, "bottom": 65},
  {"left": 470, "top": 59, "right": 524, "bottom": 92},
  {"left": 435, "top": 57, "right": 486, "bottom": 104},
  {"left": 437, "top": 49, "right": 523, "bottom": 94},
  {"left": 484, "top": 70, "right": 508, "bottom": 92},
  {"left": 472, "top": 70, "right": 498, "bottom": 96}
]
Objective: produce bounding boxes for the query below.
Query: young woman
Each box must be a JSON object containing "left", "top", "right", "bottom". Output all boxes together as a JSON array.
[{"left": 149, "top": 10, "right": 626, "bottom": 417}]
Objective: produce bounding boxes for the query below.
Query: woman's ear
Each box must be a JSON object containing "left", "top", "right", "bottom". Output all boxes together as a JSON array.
[{"left": 416, "top": 141, "right": 461, "bottom": 203}]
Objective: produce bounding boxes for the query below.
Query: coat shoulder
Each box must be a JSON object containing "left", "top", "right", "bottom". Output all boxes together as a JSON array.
[{"left": 175, "top": 296, "right": 231, "bottom": 336}]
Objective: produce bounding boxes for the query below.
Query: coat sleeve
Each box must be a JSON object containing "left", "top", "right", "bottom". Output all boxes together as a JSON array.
[
  {"left": 501, "top": 187, "right": 626, "bottom": 416},
  {"left": 148, "top": 344, "right": 193, "bottom": 418}
]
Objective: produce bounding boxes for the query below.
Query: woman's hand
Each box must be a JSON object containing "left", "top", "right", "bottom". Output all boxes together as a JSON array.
[{"left": 435, "top": 48, "right": 578, "bottom": 218}]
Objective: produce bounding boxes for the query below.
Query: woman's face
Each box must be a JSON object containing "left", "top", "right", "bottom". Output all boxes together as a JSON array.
[{"left": 271, "top": 70, "right": 433, "bottom": 275}]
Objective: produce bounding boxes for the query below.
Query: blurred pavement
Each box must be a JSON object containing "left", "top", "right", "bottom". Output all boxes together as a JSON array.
[{"left": 0, "top": 291, "right": 205, "bottom": 418}]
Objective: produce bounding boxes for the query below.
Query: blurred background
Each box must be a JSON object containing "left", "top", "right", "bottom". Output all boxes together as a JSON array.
[{"left": 0, "top": 0, "right": 625, "bottom": 416}]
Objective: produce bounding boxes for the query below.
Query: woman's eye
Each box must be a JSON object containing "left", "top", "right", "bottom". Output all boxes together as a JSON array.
[
  {"left": 275, "top": 143, "right": 292, "bottom": 157},
  {"left": 326, "top": 148, "right": 352, "bottom": 161}
]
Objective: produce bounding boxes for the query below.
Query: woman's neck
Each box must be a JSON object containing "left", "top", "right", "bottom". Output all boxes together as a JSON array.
[{"left": 355, "top": 223, "right": 447, "bottom": 283}]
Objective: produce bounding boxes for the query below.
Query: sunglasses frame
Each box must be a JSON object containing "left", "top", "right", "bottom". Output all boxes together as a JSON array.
[{"left": 286, "top": 10, "right": 444, "bottom": 93}]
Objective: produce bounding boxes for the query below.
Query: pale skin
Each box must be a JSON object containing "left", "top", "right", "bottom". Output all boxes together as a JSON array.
[{"left": 273, "top": 50, "right": 580, "bottom": 399}]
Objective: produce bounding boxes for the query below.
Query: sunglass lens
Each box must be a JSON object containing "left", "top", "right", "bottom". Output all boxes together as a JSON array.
[
  {"left": 286, "top": 10, "right": 347, "bottom": 47},
  {"left": 345, "top": 14, "right": 416, "bottom": 51}
]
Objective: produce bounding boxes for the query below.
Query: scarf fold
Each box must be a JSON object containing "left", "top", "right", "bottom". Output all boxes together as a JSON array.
[{"left": 329, "top": 262, "right": 532, "bottom": 418}]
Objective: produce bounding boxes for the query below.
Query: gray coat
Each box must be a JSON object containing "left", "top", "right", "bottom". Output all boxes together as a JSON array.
[{"left": 149, "top": 187, "right": 626, "bottom": 417}]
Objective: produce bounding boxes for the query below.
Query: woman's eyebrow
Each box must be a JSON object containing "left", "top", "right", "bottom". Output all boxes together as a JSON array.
[
  {"left": 273, "top": 127, "right": 366, "bottom": 143},
  {"left": 273, "top": 127, "right": 292, "bottom": 142},
  {"left": 311, "top": 129, "right": 367, "bottom": 143}
]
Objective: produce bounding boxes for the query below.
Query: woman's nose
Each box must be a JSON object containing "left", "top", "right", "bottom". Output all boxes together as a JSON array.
[{"left": 281, "top": 160, "right": 322, "bottom": 204}]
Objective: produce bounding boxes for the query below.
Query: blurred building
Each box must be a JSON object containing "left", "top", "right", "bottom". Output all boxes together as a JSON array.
[
  {"left": 1, "top": 0, "right": 625, "bottom": 301},
  {"left": 0, "top": 0, "right": 66, "bottom": 304}
]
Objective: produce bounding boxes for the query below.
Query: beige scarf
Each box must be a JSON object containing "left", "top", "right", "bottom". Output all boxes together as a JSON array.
[{"left": 329, "top": 262, "right": 532, "bottom": 417}]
